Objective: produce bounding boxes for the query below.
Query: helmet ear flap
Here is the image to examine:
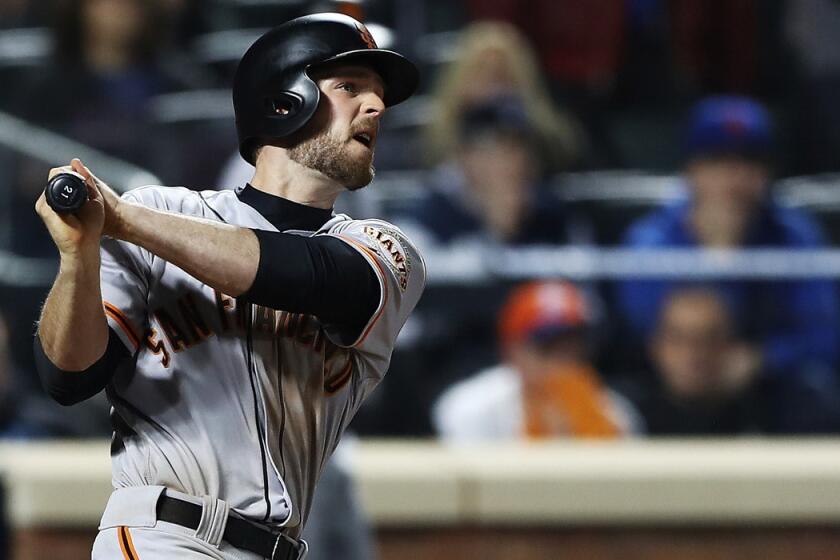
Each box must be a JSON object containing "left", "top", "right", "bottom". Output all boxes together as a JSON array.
[
  {"left": 240, "top": 77, "right": 322, "bottom": 165},
  {"left": 269, "top": 74, "right": 321, "bottom": 141},
  {"left": 265, "top": 93, "right": 303, "bottom": 118}
]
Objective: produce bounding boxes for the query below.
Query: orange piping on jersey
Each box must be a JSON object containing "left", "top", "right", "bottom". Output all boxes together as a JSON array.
[
  {"left": 332, "top": 235, "right": 389, "bottom": 346},
  {"left": 104, "top": 301, "right": 141, "bottom": 351},
  {"left": 124, "top": 527, "right": 140, "bottom": 560},
  {"left": 118, "top": 526, "right": 140, "bottom": 560}
]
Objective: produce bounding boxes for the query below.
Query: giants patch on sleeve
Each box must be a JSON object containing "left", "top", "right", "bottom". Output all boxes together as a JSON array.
[{"left": 362, "top": 225, "right": 412, "bottom": 291}]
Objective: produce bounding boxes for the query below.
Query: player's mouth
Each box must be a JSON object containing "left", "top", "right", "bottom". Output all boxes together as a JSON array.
[{"left": 351, "top": 130, "right": 376, "bottom": 149}]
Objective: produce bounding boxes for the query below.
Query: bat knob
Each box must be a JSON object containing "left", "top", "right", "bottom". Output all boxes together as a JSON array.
[{"left": 45, "top": 172, "right": 88, "bottom": 214}]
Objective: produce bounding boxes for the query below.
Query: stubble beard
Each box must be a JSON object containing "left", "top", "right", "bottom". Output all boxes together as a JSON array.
[{"left": 287, "top": 129, "right": 375, "bottom": 191}]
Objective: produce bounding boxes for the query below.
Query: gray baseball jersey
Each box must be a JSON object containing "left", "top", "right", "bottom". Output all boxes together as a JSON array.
[{"left": 100, "top": 185, "right": 424, "bottom": 536}]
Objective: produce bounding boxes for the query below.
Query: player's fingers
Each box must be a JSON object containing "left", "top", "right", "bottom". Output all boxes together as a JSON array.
[
  {"left": 48, "top": 166, "right": 73, "bottom": 181},
  {"left": 86, "top": 180, "right": 104, "bottom": 204},
  {"left": 74, "top": 158, "right": 110, "bottom": 195},
  {"left": 70, "top": 158, "right": 91, "bottom": 180},
  {"left": 70, "top": 158, "right": 99, "bottom": 191},
  {"left": 77, "top": 195, "right": 103, "bottom": 225},
  {"left": 73, "top": 158, "right": 100, "bottom": 184},
  {"left": 55, "top": 209, "right": 82, "bottom": 229},
  {"left": 34, "top": 191, "right": 48, "bottom": 215},
  {"left": 70, "top": 158, "right": 107, "bottom": 204},
  {"left": 36, "top": 193, "right": 83, "bottom": 229}
]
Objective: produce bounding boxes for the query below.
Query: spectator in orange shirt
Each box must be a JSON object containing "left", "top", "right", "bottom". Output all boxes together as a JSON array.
[{"left": 433, "top": 281, "right": 636, "bottom": 442}]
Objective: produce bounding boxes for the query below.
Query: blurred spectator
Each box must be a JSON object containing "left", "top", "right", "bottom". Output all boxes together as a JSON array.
[
  {"left": 617, "top": 288, "right": 840, "bottom": 435},
  {"left": 786, "top": 0, "right": 840, "bottom": 174},
  {"left": 433, "top": 281, "right": 636, "bottom": 442},
  {"left": 621, "top": 288, "right": 769, "bottom": 434},
  {"left": 462, "top": 2, "right": 620, "bottom": 166},
  {"left": 465, "top": 1, "right": 624, "bottom": 96},
  {"left": 404, "top": 96, "right": 590, "bottom": 249},
  {"left": 617, "top": 96, "right": 839, "bottom": 375},
  {"left": 7, "top": 0, "right": 211, "bottom": 258},
  {"left": 395, "top": 92, "right": 591, "bottom": 436},
  {"left": 424, "top": 21, "right": 584, "bottom": 172},
  {"left": 667, "top": 0, "right": 793, "bottom": 99},
  {"left": 10, "top": 0, "right": 209, "bottom": 171},
  {"left": 461, "top": 1, "right": 798, "bottom": 170},
  {"left": 0, "top": 311, "right": 35, "bottom": 439},
  {"left": 669, "top": 0, "right": 759, "bottom": 95},
  {"left": 0, "top": 0, "right": 47, "bottom": 28},
  {"left": 3, "top": 0, "right": 213, "bottom": 377},
  {"left": 156, "top": 0, "right": 211, "bottom": 50},
  {"left": 0, "top": 307, "right": 111, "bottom": 439}
]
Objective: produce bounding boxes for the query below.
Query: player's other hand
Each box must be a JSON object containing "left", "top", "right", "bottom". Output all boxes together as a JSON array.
[
  {"left": 36, "top": 158, "right": 127, "bottom": 258},
  {"left": 37, "top": 159, "right": 106, "bottom": 258}
]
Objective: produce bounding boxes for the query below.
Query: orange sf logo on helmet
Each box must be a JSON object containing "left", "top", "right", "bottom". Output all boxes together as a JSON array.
[{"left": 355, "top": 22, "right": 377, "bottom": 49}]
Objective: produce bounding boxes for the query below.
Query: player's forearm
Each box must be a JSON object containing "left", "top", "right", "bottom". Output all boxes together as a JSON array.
[
  {"left": 37, "top": 251, "right": 110, "bottom": 371},
  {"left": 118, "top": 202, "right": 260, "bottom": 296}
]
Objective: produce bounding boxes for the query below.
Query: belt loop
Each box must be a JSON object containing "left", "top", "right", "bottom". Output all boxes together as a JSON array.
[{"left": 194, "top": 495, "right": 230, "bottom": 548}]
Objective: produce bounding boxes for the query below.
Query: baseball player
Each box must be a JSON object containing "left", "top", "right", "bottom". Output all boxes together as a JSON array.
[{"left": 33, "top": 13, "right": 423, "bottom": 560}]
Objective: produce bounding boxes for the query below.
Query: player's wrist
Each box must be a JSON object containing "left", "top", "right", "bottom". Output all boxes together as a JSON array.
[
  {"left": 108, "top": 199, "right": 138, "bottom": 241},
  {"left": 58, "top": 245, "right": 100, "bottom": 274}
]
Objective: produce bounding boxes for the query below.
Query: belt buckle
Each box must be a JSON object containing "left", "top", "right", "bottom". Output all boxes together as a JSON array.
[{"left": 271, "top": 532, "right": 299, "bottom": 560}]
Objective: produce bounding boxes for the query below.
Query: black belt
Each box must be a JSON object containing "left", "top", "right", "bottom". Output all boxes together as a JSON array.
[{"left": 156, "top": 495, "right": 302, "bottom": 560}]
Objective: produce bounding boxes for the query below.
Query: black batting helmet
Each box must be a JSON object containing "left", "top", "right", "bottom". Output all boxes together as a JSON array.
[{"left": 233, "top": 13, "right": 420, "bottom": 164}]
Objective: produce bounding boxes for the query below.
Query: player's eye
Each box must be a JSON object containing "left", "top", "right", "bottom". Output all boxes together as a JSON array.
[{"left": 337, "top": 82, "right": 357, "bottom": 94}]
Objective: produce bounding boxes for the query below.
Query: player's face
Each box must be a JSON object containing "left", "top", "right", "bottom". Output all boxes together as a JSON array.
[{"left": 288, "top": 65, "right": 386, "bottom": 190}]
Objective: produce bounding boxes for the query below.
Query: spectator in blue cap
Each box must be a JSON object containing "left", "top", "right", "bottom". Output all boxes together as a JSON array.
[{"left": 616, "top": 96, "right": 839, "bottom": 388}]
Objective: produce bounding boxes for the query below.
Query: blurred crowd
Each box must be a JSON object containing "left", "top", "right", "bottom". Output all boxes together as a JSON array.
[{"left": 2, "top": 0, "right": 840, "bottom": 448}]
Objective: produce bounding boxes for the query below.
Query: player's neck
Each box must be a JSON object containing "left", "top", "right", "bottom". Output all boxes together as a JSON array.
[{"left": 250, "top": 149, "right": 341, "bottom": 210}]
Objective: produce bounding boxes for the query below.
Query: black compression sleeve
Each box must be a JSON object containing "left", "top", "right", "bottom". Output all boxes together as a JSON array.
[
  {"left": 33, "top": 328, "right": 131, "bottom": 406},
  {"left": 242, "top": 230, "right": 381, "bottom": 337}
]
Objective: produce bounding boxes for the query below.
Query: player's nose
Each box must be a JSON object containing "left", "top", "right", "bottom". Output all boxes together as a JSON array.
[{"left": 361, "top": 91, "right": 385, "bottom": 118}]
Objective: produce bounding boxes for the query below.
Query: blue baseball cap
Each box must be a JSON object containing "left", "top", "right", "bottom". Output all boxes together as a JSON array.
[{"left": 684, "top": 96, "right": 773, "bottom": 161}]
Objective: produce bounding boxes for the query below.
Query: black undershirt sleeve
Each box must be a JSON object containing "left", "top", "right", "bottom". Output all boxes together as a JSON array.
[
  {"left": 242, "top": 230, "right": 381, "bottom": 338},
  {"left": 34, "top": 328, "right": 131, "bottom": 406},
  {"left": 34, "top": 232, "right": 379, "bottom": 407}
]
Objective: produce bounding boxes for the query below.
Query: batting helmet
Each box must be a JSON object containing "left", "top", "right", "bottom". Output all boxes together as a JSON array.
[{"left": 233, "top": 13, "right": 420, "bottom": 164}]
